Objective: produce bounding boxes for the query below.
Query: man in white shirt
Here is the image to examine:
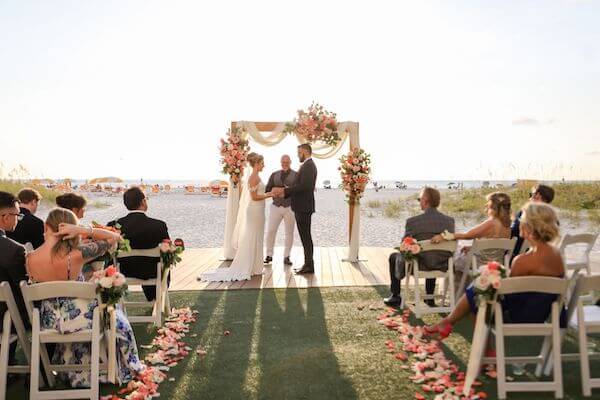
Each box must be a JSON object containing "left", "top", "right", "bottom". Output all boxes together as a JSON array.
[{"left": 264, "top": 155, "right": 297, "bottom": 266}]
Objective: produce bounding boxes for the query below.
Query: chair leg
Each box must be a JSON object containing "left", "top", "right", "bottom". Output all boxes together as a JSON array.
[
  {"left": 155, "top": 280, "right": 162, "bottom": 327},
  {"left": 535, "top": 336, "right": 552, "bottom": 377},
  {"left": 552, "top": 306, "right": 564, "bottom": 399},
  {"left": 30, "top": 311, "right": 41, "bottom": 399},
  {"left": 0, "top": 313, "right": 11, "bottom": 400},
  {"left": 91, "top": 309, "right": 100, "bottom": 400},
  {"left": 577, "top": 308, "right": 592, "bottom": 397},
  {"left": 456, "top": 270, "right": 468, "bottom": 302},
  {"left": 448, "top": 266, "right": 456, "bottom": 310},
  {"left": 495, "top": 310, "right": 507, "bottom": 399},
  {"left": 414, "top": 268, "right": 421, "bottom": 318}
]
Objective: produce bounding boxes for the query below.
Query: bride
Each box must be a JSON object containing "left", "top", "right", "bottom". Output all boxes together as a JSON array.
[{"left": 200, "top": 152, "right": 274, "bottom": 281}]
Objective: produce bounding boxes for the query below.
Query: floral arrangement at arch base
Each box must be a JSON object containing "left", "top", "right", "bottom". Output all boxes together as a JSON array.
[
  {"left": 339, "top": 147, "right": 371, "bottom": 205},
  {"left": 219, "top": 127, "right": 250, "bottom": 186},
  {"left": 284, "top": 102, "right": 341, "bottom": 146}
]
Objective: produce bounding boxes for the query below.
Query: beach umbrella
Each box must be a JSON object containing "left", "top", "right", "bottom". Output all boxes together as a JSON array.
[
  {"left": 89, "top": 176, "right": 124, "bottom": 185},
  {"left": 30, "top": 178, "right": 55, "bottom": 185}
]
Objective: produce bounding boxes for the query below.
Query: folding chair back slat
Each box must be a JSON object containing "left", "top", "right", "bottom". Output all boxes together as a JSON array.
[
  {"left": 20, "top": 281, "right": 104, "bottom": 400},
  {"left": 406, "top": 240, "right": 458, "bottom": 317},
  {"left": 492, "top": 276, "right": 567, "bottom": 399},
  {"left": 116, "top": 246, "right": 169, "bottom": 326}
]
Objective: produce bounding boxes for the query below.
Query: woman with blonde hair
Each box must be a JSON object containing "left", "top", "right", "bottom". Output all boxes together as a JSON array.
[
  {"left": 426, "top": 202, "right": 565, "bottom": 339},
  {"left": 432, "top": 192, "right": 513, "bottom": 281},
  {"left": 26, "top": 208, "right": 145, "bottom": 387}
]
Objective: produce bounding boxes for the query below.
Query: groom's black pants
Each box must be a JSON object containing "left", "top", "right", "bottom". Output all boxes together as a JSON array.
[
  {"left": 388, "top": 252, "right": 436, "bottom": 298},
  {"left": 294, "top": 211, "right": 314, "bottom": 268}
]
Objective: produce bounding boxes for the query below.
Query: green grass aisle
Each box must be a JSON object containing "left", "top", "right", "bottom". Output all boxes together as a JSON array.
[{"left": 6, "top": 287, "right": 599, "bottom": 399}]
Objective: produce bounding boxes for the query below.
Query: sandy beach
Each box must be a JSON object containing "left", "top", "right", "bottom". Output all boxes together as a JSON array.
[{"left": 33, "top": 188, "right": 600, "bottom": 264}]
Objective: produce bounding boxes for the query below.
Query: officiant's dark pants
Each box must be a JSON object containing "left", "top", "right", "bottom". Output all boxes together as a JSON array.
[
  {"left": 295, "top": 212, "right": 314, "bottom": 268},
  {"left": 388, "top": 252, "right": 435, "bottom": 297}
]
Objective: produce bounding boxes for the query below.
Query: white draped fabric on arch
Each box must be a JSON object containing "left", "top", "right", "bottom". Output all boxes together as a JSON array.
[{"left": 223, "top": 120, "right": 363, "bottom": 262}]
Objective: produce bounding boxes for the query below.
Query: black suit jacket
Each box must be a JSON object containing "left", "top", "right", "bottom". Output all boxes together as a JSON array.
[
  {"left": 108, "top": 212, "right": 170, "bottom": 280},
  {"left": 0, "top": 231, "right": 30, "bottom": 330},
  {"left": 6, "top": 207, "right": 44, "bottom": 249},
  {"left": 284, "top": 158, "right": 318, "bottom": 213}
]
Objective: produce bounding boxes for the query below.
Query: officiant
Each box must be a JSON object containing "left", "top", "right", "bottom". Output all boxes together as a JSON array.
[{"left": 264, "top": 154, "right": 297, "bottom": 266}]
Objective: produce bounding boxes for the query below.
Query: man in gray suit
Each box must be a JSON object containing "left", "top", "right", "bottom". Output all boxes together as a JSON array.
[{"left": 384, "top": 187, "right": 455, "bottom": 306}]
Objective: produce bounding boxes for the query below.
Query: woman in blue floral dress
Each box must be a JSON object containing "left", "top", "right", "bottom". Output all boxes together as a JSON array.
[{"left": 26, "top": 208, "right": 145, "bottom": 387}]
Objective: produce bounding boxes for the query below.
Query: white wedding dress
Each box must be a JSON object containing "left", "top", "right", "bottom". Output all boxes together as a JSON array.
[{"left": 200, "top": 179, "right": 266, "bottom": 281}]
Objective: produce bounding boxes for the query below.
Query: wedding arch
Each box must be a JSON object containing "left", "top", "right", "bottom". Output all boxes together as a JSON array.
[{"left": 222, "top": 120, "right": 364, "bottom": 262}]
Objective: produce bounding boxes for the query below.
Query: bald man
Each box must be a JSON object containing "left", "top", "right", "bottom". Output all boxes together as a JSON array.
[{"left": 264, "top": 155, "right": 298, "bottom": 266}]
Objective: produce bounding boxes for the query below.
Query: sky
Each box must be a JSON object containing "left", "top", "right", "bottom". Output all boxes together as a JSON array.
[{"left": 1, "top": 0, "right": 600, "bottom": 182}]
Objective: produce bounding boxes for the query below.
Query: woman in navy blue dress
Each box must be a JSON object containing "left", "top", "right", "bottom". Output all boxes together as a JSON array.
[{"left": 426, "top": 202, "right": 565, "bottom": 339}]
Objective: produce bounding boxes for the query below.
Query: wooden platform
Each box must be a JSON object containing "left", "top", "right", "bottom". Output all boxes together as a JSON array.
[
  {"left": 129, "top": 246, "right": 600, "bottom": 292},
  {"left": 139, "top": 246, "right": 395, "bottom": 291}
]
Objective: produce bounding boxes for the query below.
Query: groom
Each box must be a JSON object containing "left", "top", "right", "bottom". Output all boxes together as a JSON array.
[{"left": 272, "top": 144, "right": 317, "bottom": 274}]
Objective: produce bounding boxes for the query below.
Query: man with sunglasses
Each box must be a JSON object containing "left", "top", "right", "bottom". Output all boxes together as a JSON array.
[
  {"left": 0, "top": 191, "right": 30, "bottom": 368},
  {"left": 511, "top": 184, "right": 555, "bottom": 258},
  {"left": 6, "top": 187, "right": 44, "bottom": 249}
]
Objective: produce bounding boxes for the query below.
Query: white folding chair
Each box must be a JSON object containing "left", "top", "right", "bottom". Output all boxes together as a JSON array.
[
  {"left": 20, "top": 281, "right": 106, "bottom": 400},
  {"left": 402, "top": 240, "right": 457, "bottom": 317},
  {"left": 0, "top": 282, "right": 31, "bottom": 400},
  {"left": 560, "top": 233, "right": 598, "bottom": 302},
  {"left": 117, "top": 247, "right": 170, "bottom": 327},
  {"left": 482, "top": 276, "right": 569, "bottom": 399},
  {"left": 537, "top": 275, "right": 600, "bottom": 397},
  {"left": 456, "top": 238, "right": 517, "bottom": 299}
]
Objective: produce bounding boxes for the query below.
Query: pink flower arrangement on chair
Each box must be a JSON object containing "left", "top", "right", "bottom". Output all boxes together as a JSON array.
[
  {"left": 91, "top": 265, "right": 128, "bottom": 306},
  {"left": 473, "top": 261, "right": 508, "bottom": 306},
  {"left": 396, "top": 236, "right": 422, "bottom": 261}
]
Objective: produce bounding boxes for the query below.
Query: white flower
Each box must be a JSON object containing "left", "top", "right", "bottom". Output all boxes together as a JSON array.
[
  {"left": 113, "top": 274, "right": 126, "bottom": 287},
  {"left": 160, "top": 242, "right": 170, "bottom": 252},
  {"left": 99, "top": 276, "right": 113, "bottom": 289},
  {"left": 475, "top": 275, "right": 490, "bottom": 291}
]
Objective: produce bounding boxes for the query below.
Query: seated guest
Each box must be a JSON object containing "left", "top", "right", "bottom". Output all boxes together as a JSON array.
[
  {"left": 56, "top": 192, "right": 88, "bottom": 219},
  {"left": 108, "top": 187, "right": 169, "bottom": 301},
  {"left": 432, "top": 192, "right": 512, "bottom": 279},
  {"left": 511, "top": 184, "right": 555, "bottom": 258},
  {"left": 7, "top": 188, "right": 44, "bottom": 249},
  {"left": 426, "top": 202, "right": 565, "bottom": 339},
  {"left": 0, "top": 191, "right": 30, "bottom": 364},
  {"left": 384, "top": 187, "right": 455, "bottom": 306},
  {"left": 26, "top": 208, "right": 144, "bottom": 387}
]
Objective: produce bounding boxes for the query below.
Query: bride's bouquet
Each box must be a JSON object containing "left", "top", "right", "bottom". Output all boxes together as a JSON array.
[
  {"left": 220, "top": 127, "right": 250, "bottom": 185},
  {"left": 284, "top": 102, "right": 341, "bottom": 146},
  {"left": 473, "top": 261, "right": 507, "bottom": 306}
]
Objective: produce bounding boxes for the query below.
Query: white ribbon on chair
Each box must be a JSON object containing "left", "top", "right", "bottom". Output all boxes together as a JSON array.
[
  {"left": 463, "top": 302, "right": 491, "bottom": 395},
  {"left": 100, "top": 304, "right": 118, "bottom": 383}
]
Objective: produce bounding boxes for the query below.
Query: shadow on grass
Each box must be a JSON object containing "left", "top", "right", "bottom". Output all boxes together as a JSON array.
[
  {"left": 179, "top": 288, "right": 260, "bottom": 400},
  {"left": 256, "top": 287, "right": 357, "bottom": 400}
]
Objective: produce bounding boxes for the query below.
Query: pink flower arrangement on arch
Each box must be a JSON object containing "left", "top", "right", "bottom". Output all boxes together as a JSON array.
[
  {"left": 219, "top": 127, "right": 250, "bottom": 185},
  {"left": 284, "top": 102, "right": 341, "bottom": 146},
  {"left": 338, "top": 147, "right": 371, "bottom": 205}
]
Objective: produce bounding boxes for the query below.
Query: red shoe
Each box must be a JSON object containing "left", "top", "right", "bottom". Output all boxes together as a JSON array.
[{"left": 424, "top": 322, "right": 453, "bottom": 340}]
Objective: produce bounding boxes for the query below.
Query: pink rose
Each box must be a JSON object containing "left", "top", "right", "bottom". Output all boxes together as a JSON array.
[{"left": 113, "top": 273, "right": 126, "bottom": 287}]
